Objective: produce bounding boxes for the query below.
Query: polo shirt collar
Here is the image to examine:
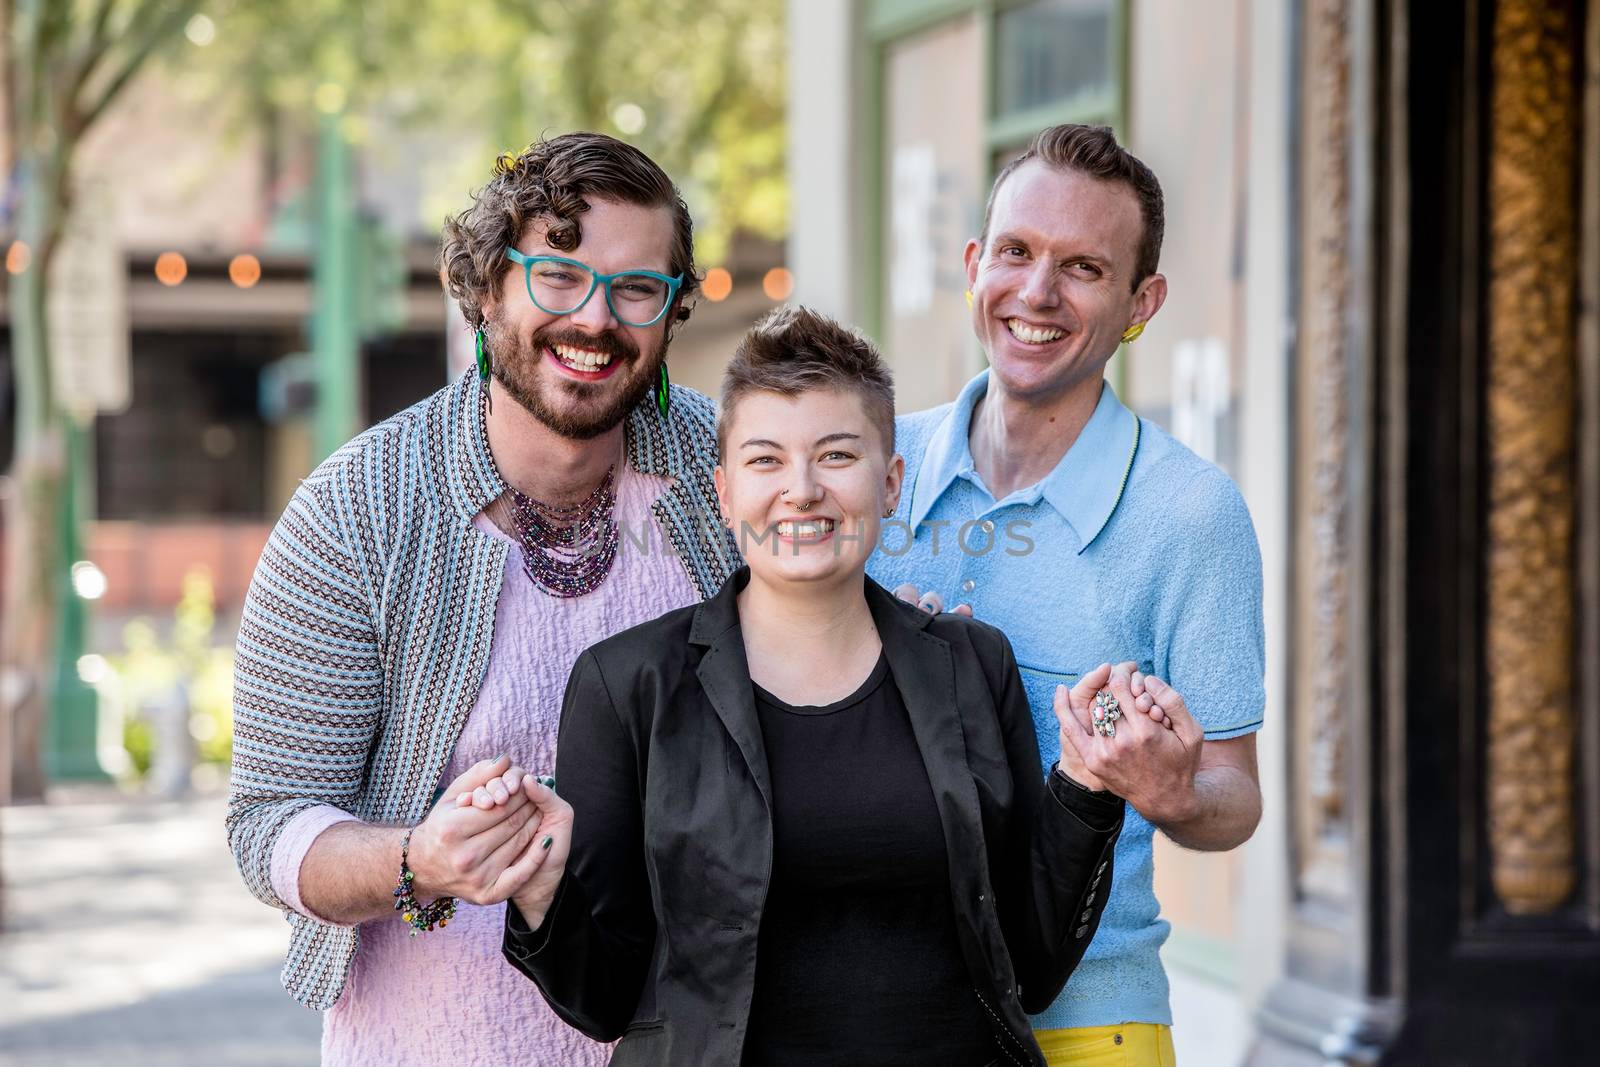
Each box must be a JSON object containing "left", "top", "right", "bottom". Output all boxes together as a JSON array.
[
  {"left": 1041, "top": 377, "right": 1141, "bottom": 551},
  {"left": 907, "top": 370, "right": 1141, "bottom": 554}
]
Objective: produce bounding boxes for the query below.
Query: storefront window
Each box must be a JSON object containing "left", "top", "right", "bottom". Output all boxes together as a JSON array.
[{"left": 993, "top": 0, "right": 1116, "bottom": 119}]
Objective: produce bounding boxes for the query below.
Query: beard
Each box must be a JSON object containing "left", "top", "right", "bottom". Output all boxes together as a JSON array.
[{"left": 485, "top": 320, "right": 667, "bottom": 440}]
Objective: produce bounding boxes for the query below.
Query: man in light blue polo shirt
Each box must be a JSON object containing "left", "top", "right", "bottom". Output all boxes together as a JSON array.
[{"left": 868, "top": 124, "right": 1264, "bottom": 1064}]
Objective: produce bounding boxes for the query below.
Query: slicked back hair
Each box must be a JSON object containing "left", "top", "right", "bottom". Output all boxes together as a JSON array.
[
  {"left": 439, "top": 131, "right": 699, "bottom": 329},
  {"left": 980, "top": 124, "right": 1165, "bottom": 289},
  {"left": 717, "top": 306, "right": 896, "bottom": 460}
]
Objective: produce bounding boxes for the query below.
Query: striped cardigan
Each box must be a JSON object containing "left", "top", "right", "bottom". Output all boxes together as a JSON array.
[{"left": 226, "top": 371, "right": 739, "bottom": 1009}]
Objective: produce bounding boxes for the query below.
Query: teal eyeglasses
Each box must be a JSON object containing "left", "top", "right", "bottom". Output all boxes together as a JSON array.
[{"left": 505, "top": 250, "right": 683, "bottom": 328}]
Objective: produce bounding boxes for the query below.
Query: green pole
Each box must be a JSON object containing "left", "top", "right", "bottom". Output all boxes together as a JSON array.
[
  {"left": 313, "top": 104, "right": 359, "bottom": 461},
  {"left": 46, "top": 418, "right": 108, "bottom": 781}
]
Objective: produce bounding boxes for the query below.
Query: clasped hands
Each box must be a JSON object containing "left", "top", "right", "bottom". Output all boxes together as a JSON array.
[
  {"left": 402, "top": 754, "right": 573, "bottom": 923},
  {"left": 1055, "top": 662, "right": 1204, "bottom": 824}
]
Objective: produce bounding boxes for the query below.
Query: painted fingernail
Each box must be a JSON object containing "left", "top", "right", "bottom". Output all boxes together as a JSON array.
[
  {"left": 536, "top": 775, "right": 556, "bottom": 789},
  {"left": 541, "top": 836, "right": 553, "bottom": 850}
]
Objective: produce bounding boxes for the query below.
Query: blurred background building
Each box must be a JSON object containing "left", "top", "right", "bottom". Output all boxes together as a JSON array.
[
  {"left": 2, "top": 0, "right": 1597, "bottom": 1064},
  {"left": 790, "top": 0, "right": 1597, "bottom": 1063}
]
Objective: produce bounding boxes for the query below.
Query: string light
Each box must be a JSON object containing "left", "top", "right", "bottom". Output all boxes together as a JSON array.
[
  {"left": 155, "top": 252, "right": 188, "bottom": 286},
  {"left": 762, "top": 267, "right": 793, "bottom": 301},
  {"left": 154, "top": 251, "right": 187, "bottom": 283},
  {"left": 702, "top": 267, "right": 733, "bottom": 302},
  {"left": 229, "top": 253, "right": 262, "bottom": 288}
]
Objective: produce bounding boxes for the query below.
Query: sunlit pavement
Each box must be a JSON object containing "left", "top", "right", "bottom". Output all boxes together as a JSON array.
[
  {"left": 0, "top": 787, "right": 1257, "bottom": 1066},
  {"left": 0, "top": 788, "right": 322, "bottom": 1066}
]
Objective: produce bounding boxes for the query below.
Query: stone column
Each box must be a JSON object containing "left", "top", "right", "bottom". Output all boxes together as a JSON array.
[{"left": 1484, "top": 0, "right": 1579, "bottom": 916}]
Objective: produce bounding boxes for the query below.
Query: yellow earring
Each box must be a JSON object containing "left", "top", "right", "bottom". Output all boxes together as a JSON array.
[
  {"left": 965, "top": 289, "right": 974, "bottom": 309},
  {"left": 1121, "top": 322, "right": 1146, "bottom": 344}
]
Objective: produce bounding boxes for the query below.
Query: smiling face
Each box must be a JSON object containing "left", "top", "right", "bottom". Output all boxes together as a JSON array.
[
  {"left": 481, "top": 197, "right": 679, "bottom": 439},
  {"left": 714, "top": 387, "right": 904, "bottom": 590},
  {"left": 964, "top": 161, "right": 1166, "bottom": 405}
]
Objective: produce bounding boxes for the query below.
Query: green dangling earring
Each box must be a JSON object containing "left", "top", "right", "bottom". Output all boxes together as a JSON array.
[
  {"left": 475, "top": 327, "right": 492, "bottom": 414},
  {"left": 655, "top": 362, "right": 671, "bottom": 417}
]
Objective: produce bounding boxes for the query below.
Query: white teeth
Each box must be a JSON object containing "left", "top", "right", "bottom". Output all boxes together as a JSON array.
[
  {"left": 1006, "top": 319, "right": 1064, "bottom": 344},
  {"left": 552, "top": 344, "right": 612, "bottom": 370},
  {"left": 775, "top": 519, "right": 836, "bottom": 539}
]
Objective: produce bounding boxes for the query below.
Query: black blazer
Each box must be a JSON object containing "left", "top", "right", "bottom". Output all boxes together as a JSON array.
[{"left": 504, "top": 569, "right": 1124, "bottom": 1066}]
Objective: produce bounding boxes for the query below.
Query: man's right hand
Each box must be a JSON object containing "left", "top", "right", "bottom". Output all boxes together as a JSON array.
[
  {"left": 892, "top": 583, "right": 975, "bottom": 617},
  {"left": 405, "top": 755, "right": 550, "bottom": 905}
]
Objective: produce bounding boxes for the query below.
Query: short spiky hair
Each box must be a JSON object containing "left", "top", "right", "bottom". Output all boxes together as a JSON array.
[
  {"left": 981, "top": 123, "right": 1165, "bottom": 288},
  {"left": 717, "top": 306, "right": 895, "bottom": 459},
  {"left": 439, "top": 131, "right": 699, "bottom": 329}
]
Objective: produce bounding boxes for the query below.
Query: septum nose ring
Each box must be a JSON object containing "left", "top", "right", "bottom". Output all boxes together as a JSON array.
[{"left": 781, "top": 489, "right": 815, "bottom": 512}]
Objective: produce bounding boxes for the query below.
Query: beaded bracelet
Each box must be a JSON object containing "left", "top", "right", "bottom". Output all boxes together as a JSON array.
[{"left": 393, "top": 828, "right": 457, "bottom": 935}]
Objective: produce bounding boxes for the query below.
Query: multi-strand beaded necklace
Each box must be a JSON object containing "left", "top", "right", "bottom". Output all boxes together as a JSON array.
[{"left": 507, "top": 466, "right": 620, "bottom": 597}]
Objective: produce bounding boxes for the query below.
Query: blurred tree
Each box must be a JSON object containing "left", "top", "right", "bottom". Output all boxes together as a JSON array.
[
  {"left": 2, "top": 0, "right": 203, "bottom": 805},
  {"left": 201, "top": 0, "right": 787, "bottom": 262}
]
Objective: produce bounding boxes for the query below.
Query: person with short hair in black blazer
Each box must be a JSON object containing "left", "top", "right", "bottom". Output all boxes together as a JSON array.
[{"left": 495, "top": 307, "right": 1171, "bottom": 1066}]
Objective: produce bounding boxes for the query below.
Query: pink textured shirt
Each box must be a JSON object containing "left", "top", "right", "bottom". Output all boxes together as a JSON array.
[{"left": 270, "top": 461, "right": 700, "bottom": 1066}]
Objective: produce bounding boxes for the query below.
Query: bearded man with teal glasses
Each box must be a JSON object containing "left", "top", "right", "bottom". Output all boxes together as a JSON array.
[{"left": 226, "top": 132, "right": 738, "bottom": 1065}]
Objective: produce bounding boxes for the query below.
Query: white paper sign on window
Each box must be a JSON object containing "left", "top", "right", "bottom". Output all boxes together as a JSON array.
[
  {"left": 1171, "top": 336, "right": 1231, "bottom": 464},
  {"left": 890, "top": 144, "right": 938, "bottom": 316}
]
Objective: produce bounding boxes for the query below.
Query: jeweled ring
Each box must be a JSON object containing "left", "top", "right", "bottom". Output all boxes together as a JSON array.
[{"left": 1092, "top": 689, "right": 1123, "bottom": 739}]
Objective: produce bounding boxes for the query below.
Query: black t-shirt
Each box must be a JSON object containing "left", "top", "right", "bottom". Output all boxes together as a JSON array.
[{"left": 741, "top": 653, "right": 998, "bottom": 1067}]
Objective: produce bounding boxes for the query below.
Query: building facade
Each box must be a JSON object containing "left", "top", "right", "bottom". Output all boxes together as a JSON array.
[{"left": 788, "top": 0, "right": 1598, "bottom": 1062}]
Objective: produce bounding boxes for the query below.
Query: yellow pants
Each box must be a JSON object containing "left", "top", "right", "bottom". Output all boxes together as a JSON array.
[{"left": 1034, "top": 1023, "right": 1176, "bottom": 1066}]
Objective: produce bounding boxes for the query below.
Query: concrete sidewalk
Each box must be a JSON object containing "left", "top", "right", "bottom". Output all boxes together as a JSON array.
[
  {"left": 0, "top": 789, "right": 322, "bottom": 1066},
  {"left": 0, "top": 787, "right": 1252, "bottom": 1066}
]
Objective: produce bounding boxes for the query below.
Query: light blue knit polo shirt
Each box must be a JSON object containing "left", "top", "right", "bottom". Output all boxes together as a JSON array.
[{"left": 867, "top": 369, "right": 1265, "bottom": 1030}]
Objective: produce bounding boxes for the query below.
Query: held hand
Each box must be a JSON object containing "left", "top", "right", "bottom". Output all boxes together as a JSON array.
[
  {"left": 454, "top": 762, "right": 527, "bottom": 810},
  {"left": 406, "top": 756, "right": 549, "bottom": 905},
  {"left": 1054, "top": 661, "right": 1147, "bottom": 790},
  {"left": 1056, "top": 664, "right": 1205, "bottom": 822},
  {"left": 508, "top": 778, "right": 576, "bottom": 930},
  {"left": 1129, "top": 668, "right": 1174, "bottom": 730},
  {"left": 891, "top": 583, "right": 975, "bottom": 617},
  {"left": 1055, "top": 663, "right": 1113, "bottom": 791}
]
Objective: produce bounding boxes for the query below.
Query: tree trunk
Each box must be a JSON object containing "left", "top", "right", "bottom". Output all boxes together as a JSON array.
[
  {"left": 3, "top": 142, "right": 66, "bottom": 803},
  {"left": 2, "top": 437, "right": 65, "bottom": 801}
]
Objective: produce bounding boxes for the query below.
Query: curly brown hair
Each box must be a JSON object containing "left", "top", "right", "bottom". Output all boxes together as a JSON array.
[{"left": 439, "top": 132, "right": 700, "bottom": 329}]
